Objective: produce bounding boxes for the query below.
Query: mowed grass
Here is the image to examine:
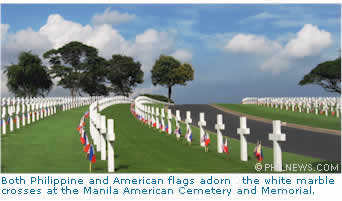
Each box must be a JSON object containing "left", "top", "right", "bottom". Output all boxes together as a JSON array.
[
  {"left": 1, "top": 104, "right": 336, "bottom": 173},
  {"left": 215, "top": 104, "right": 341, "bottom": 131},
  {"left": 1, "top": 106, "right": 107, "bottom": 173},
  {"left": 101, "top": 104, "right": 331, "bottom": 173}
]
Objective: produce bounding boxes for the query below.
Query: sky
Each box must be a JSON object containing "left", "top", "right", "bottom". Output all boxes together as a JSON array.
[{"left": 1, "top": 4, "right": 341, "bottom": 103}]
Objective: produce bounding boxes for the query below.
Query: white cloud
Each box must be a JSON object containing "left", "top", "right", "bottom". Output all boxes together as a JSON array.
[
  {"left": 1, "top": 24, "right": 10, "bottom": 40},
  {"left": 171, "top": 49, "right": 192, "bottom": 62},
  {"left": 1, "top": 14, "right": 179, "bottom": 97},
  {"left": 1, "top": 70, "right": 10, "bottom": 97},
  {"left": 251, "top": 12, "right": 278, "bottom": 20},
  {"left": 223, "top": 24, "right": 332, "bottom": 74},
  {"left": 127, "top": 28, "right": 175, "bottom": 72},
  {"left": 260, "top": 53, "right": 291, "bottom": 73},
  {"left": 283, "top": 24, "right": 332, "bottom": 57},
  {"left": 241, "top": 7, "right": 340, "bottom": 28},
  {"left": 91, "top": 8, "right": 136, "bottom": 26},
  {"left": 225, "top": 34, "right": 281, "bottom": 54},
  {"left": 240, "top": 12, "right": 279, "bottom": 23},
  {"left": 7, "top": 28, "right": 53, "bottom": 54},
  {"left": 262, "top": 24, "right": 332, "bottom": 73}
]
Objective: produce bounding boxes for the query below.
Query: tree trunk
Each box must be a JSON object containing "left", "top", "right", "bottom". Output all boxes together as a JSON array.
[
  {"left": 168, "top": 86, "right": 172, "bottom": 103},
  {"left": 70, "top": 88, "right": 75, "bottom": 97}
]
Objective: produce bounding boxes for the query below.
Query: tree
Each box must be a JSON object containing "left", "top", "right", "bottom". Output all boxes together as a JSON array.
[
  {"left": 151, "top": 55, "right": 194, "bottom": 102},
  {"left": 80, "top": 56, "right": 109, "bottom": 96},
  {"left": 5, "top": 51, "right": 53, "bottom": 97},
  {"left": 43, "top": 41, "right": 104, "bottom": 96},
  {"left": 299, "top": 58, "right": 341, "bottom": 93},
  {"left": 107, "top": 54, "right": 144, "bottom": 96}
]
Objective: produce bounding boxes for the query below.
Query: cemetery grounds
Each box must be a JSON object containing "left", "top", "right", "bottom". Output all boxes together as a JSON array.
[{"left": 1, "top": 103, "right": 339, "bottom": 173}]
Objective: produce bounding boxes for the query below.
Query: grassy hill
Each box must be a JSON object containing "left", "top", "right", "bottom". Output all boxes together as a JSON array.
[
  {"left": 1, "top": 106, "right": 107, "bottom": 173},
  {"left": 1, "top": 103, "right": 336, "bottom": 173},
  {"left": 101, "top": 104, "right": 329, "bottom": 173}
]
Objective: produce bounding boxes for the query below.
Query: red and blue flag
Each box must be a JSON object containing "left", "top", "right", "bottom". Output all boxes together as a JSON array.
[{"left": 88, "top": 145, "right": 96, "bottom": 163}]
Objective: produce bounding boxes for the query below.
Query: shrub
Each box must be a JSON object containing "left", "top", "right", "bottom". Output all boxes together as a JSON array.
[{"left": 140, "top": 94, "right": 175, "bottom": 103}]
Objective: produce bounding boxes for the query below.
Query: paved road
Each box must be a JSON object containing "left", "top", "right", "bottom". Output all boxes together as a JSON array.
[{"left": 170, "top": 104, "right": 341, "bottom": 161}]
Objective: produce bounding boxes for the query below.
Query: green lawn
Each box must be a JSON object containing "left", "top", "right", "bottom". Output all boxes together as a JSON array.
[
  {"left": 101, "top": 104, "right": 332, "bottom": 173},
  {"left": 215, "top": 104, "right": 341, "bottom": 131},
  {"left": 1, "top": 104, "right": 336, "bottom": 173},
  {"left": 1, "top": 106, "right": 107, "bottom": 173}
]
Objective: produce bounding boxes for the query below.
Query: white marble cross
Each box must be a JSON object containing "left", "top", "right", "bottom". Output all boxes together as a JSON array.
[
  {"left": 175, "top": 110, "right": 181, "bottom": 139},
  {"left": 155, "top": 108, "right": 160, "bottom": 129},
  {"left": 44, "top": 102, "right": 47, "bottom": 118},
  {"left": 315, "top": 103, "right": 318, "bottom": 115},
  {"left": 185, "top": 111, "right": 192, "bottom": 130},
  {"left": 185, "top": 111, "right": 192, "bottom": 141},
  {"left": 147, "top": 106, "right": 151, "bottom": 127},
  {"left": 107, "top": 119, "right": 115, "bottom": 141},
  {"left": 40, "top": 102, "right": 44, "bottom": 119},
  {"left": 143, "top": 105, "right": 146, "bottom": 122},
  {"left": 36, "top": 103, "right": 40, "bottom": 121},
  {"left": 15, "top": 98, "right": 20, "bottom": 129},
  {"left": 8, "top": 100, "right": 14, "bottom": 132},
  {"left": 151, "top": 107, "right": 155, "bottom": 127},
  {"left": 324, "top": 104, "right": 328, "bottom": 116},
  {"left": 100, "top": 115, "right": 107, "bottom": 161},
  {"left": 198, "top": 113, "right": 206, "bottom": 147},
  {"left": 53, "top": 101, "right": 57, "bottom": 114},
  {"left": 2, "top": 99, "right": 6, "bottom": 135},
  {"left": 31, "top": 103, "right": 36, "bottom": 122},
  {"left": 167, "top": 109, "right": 172, "bottom": 135},
  {"left": 21, "top": 100, "right": 26, "bottom": 127},
  {"left": 107, "top": 119, "right": 115, "bottom": 173},
  {"left": 107, "top": 143, "right": 115, "bottom": 173},
  {"left": 95, "top": 113, "right": 101, "bottom": 152},
  {"left": 237, "top": 117, "right": 250, "bottom": 161},
  {"left": 336, "top": 105, "right": 340, "bottom": 118},
  {"left": 161, "top": 108, "right": 165, "bottom": 131},
  {"left": 268, "top": 120, "right": 286, "bottom": 172},
  {"left": 214, "top": 114, "right": 225, "bottom": 153}
]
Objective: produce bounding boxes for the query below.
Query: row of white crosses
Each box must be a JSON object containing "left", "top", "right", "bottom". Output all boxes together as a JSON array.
[
  {"left": 134, "top": 96, "right": 287, "bottom": 172},
  {"left": 242, "top": 97, "right": 341, "bottom": 118},
  {"left": 0, "top": 96, "right": 98, "bottom": 135},
  {"left": 89, "top": 100, "right": 115, "bottom": 172},
  {"left": 88, "top": 96, "right": 133, "bottom": 172}
]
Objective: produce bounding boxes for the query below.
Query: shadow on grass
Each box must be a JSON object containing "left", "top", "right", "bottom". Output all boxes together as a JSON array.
[{"left": 115, "top": 164, "right": 129, "bottom": 171}]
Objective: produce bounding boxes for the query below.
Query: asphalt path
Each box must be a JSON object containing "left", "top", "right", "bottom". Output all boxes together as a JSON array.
[{"left": 170, "top": 104, "right": 341, "bottom": 161}]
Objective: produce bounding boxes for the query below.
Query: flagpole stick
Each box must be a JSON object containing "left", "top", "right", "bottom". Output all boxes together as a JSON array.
[{"left": 89, "top": 161, "right": 92, "bottom": 173}]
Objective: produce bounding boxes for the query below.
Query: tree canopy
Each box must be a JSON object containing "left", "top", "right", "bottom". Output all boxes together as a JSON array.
[
  {"left": 151, "top": 55, "right": 194, "bottom": 102},
  {"left": 43, "top": 41, "right": 107, "bottom": 96},
  {"left": 5, "top": 51, "right": 53, "bottom": 97},
  {"left": 107, "top": 54, "right": 144, "bottom": 96},
  {"left": 80, "top": 56, "right": 109, "bottom": 96},
  {"left": 299, "top": 58, "right": 341, "bottom": 93}
]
